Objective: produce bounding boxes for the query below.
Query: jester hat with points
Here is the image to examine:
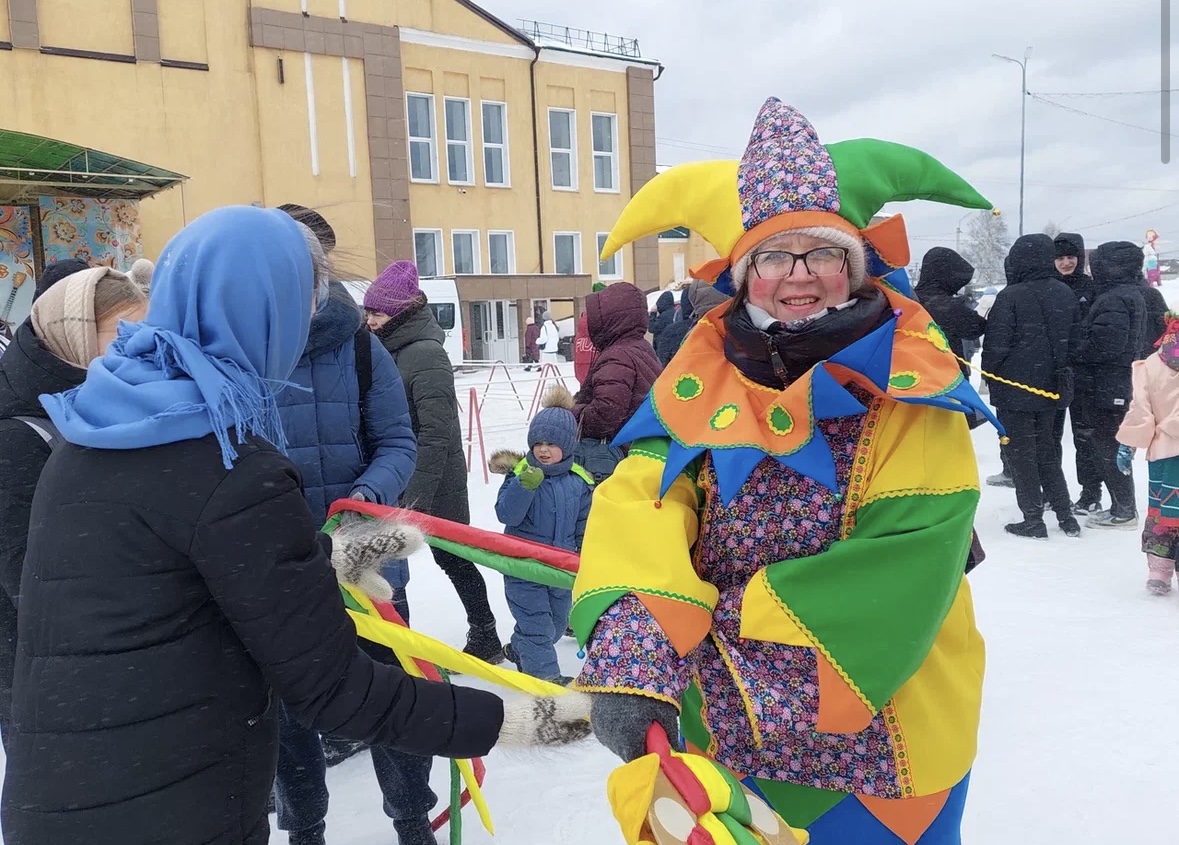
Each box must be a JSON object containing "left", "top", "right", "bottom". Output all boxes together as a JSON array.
[
  {"left": 603, "top": 98, "right": 1003, "bottom": 499},
  {"left": 601, "top": 97, "right": 995, "bottom": 296}
]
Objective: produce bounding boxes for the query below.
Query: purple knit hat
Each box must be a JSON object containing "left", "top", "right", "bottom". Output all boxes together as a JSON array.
[{"left": 365, "top": 260, "right": 421, "bottom": 317}]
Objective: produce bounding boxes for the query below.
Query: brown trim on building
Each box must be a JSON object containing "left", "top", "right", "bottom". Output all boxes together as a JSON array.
[
  {"left": 160, "top": 58, "right": 210, "bottom": 71},
  {"left": 249, "top": 7, "right": 412, "bottom": 263},
  {"left": 39, "top": 46, "right": 137, "bottom": 64},
  {"left": 131, "top": 0, "right": 161, "bottom": 63},
  {"left": 626, "top": 67, "right": 659, "bottom": 288},
  {"left": 7, "top": 0, "right": 39, "bottom": 50}
]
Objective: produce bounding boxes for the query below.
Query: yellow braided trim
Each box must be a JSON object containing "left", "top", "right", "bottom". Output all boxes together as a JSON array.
[
  {"left": 759, "top": 569, "right": 874, "bottom": 713},
  {"left": 693, "top": 671, "right": 720, "bottom": 758},
  {"left": 858, "top": 483, "right": 979, "bottom": 508},
  {"left": 569, "top": 682, "right": 682, "bottom": 710},
  {"left": 953, "top": 353, "right": 1060, "bottom": 400},
  {"left": 710, "top": 631, "right": 765, "bottom": 750}
]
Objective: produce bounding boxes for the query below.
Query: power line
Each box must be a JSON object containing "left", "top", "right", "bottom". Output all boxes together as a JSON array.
[
  {"left": 1029, "top": 94, "right": 1179, "bottom": 138},
  {"left": 1072, "top": 201, "right": 1179, "bottom": 231},
  {"left": 1033, "top": 89, "right": 1179, "bottom": 97}
]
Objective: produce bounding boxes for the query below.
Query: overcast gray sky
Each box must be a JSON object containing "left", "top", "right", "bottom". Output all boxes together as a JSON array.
[{"left": 489, "top": 0, "right": 1179, "bottom": 262}]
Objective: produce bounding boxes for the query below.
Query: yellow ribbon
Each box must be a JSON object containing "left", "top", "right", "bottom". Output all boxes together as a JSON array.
[{"left": 342, "top": 585, "right": 575, "bottom": 836}]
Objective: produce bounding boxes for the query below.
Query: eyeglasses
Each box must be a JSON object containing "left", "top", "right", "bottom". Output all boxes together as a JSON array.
[{"left": 750, "top": 247, "right": 849, "bottom": 280}]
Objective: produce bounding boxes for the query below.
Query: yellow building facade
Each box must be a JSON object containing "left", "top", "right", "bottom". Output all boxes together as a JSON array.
[
  {"left": 0, "top": 0, "right": 662, "bottom": 356},
  {"left": 657, "top": 226, "right": 721, "bottom": 289}
]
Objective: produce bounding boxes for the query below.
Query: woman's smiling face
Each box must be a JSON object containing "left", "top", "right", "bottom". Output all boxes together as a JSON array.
[{"left": 745, "top": 232, "right": 853, "bottom": 322}]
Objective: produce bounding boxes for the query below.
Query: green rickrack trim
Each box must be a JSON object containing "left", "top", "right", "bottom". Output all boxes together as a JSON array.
[
  {"left": 649, "top": 373, "right": 818, "bottom": 458},
  {"left": 709, "top": 403, "right": 741, "bottom": 431},
  {"left": 766, "top": 403, "right": 794, "bottom": 436},
  {"left": 673, "top": 373, "right": 705, "bottom": 401},
  {"left": 575, "top": 584, "right": 716, "bottom": 614},
  {"left": 888, "top": 371, "right": 921, "bottom": 390},
  {"left": 629, "top": 436, "right": 671, "bottom": 463},
  {"left": 926, "top": 322, "right": 950, "bottom": 353}
]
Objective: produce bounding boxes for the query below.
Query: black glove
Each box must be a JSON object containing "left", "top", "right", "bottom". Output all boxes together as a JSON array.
[{"left": 590, "top": 692, "right": 681, "bottom": 762}]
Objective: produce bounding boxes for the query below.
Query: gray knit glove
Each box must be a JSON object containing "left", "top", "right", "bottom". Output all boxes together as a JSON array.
[
  {"left": 331, "top": 518, "right": 423, "bottom": 601},
  {"left": 591, "top": 692, "right": 681, "bottom": 762}
]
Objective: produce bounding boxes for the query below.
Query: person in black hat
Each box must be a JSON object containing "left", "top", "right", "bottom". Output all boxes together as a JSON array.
[
  {"left": 277, "top": 203, "right": 337, "bottom": 255},
  {"left": 33, "top": 258, "right": 89, "bottom": 302}
]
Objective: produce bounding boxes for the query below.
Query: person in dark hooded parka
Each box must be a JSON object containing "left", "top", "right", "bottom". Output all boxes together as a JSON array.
[
  {"left": 915, "top": 247, "right": 985, "bottom": 378},
  {"left": 982, "top": 234, "right": 1080, "bottom": 539},
  {"left": 648, "top": 290, "right": 676, "bottom": 345},
  {"left": 1072, "top": 241, "right": 1148, "bottom": 529},
  {"left": 657, "top": 280, "right": 731, "bottom": 364},
  {"left": 1055, "top": 233, "right": 1104, "bottom": 514}
]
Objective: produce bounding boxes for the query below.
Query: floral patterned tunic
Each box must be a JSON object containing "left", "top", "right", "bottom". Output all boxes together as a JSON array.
[{"left": 578, "top": 409, "right": 907, "bottom": 798}]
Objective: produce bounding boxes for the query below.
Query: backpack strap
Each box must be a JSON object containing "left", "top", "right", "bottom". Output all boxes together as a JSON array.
[
  {"left": 14, "top": 416, "right": 60, "bottom": 450},
  {"left": 354, "top": 328, "right": 373, "bottom": 459}
]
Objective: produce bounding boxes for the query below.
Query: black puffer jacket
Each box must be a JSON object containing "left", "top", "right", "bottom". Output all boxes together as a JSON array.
[
  {"left": 2, "top": 433, "right": 503, "bottom": 845},
  {"left": 915, "top": 247, "right": 986, "bottom": 377},
  {"left": 1055, "top": 232, "right": 1098, "bottom": 320},
  {"left": 982, "top": 234, "right": 1078, "bottom": 412},
  {"left": 656, "top": 287, "right": 693, "bottom": 365},
  {"left": 1073, "top": 241, "right": 1148, "bottom": 409},
  {"left": 648, "top": 290, "right": 676, "bottom": 340},
  {"left": 1139, "top": 281, "right": 1169, "bottom": 358},
  {"left": 0, "top": 322, "right": 85, "bottom": 730},
  {"left": 657, "top": 282, "right": 732, "bottom": 364},
  {"left": 374, "top": 303, "right": 469, "bottom": 524}
]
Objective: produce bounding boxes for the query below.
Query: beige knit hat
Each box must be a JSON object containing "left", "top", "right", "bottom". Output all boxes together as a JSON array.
[{"left": 31, "top": 266, "right": 141, "bottom": 367}]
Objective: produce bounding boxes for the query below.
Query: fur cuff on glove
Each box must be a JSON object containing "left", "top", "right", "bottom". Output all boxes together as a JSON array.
[
  {"left": 591, "top": 693, "right": 681, "bottom": 762},
  {"left": 331, "top": 517, "right": 424, "bottom": 601},
  {"left": 497, "top": 692, "right": 593, "bottom": 747}
]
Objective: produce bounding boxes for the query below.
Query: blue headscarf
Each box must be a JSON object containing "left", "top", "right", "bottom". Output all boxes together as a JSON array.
[{"left": 40, "top": 206, "right": 314, "bottom": 469}]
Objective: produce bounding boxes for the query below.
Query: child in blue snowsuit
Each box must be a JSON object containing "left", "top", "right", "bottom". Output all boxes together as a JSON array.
[{"left": 491, "top": 391, "right": 593, "bottom": 684}]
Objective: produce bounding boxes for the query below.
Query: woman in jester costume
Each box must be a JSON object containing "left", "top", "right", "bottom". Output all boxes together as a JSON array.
[{"left": 571, "top": 97, "right": 999, "bottom": 845}]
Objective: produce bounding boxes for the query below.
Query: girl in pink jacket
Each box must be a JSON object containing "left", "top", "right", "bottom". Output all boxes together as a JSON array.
[{"left": 1118, "top": 312, "right": 1179, "bottom": 595}]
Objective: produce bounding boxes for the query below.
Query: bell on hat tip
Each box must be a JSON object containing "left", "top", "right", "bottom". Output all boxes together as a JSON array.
[
  {"left": 991, "top": 209, "right": 1002, "bottom": 217},
  {"left": 999, "top": 436, "right": 1010, "bottom": 445}
]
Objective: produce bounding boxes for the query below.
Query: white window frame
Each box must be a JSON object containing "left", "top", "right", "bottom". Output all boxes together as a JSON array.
[
  {"left": 406, "top": 93, "right": 438, "bottom": 184},
  {"left": 553, "top": 231, "right": 583, "bottom": 275},
  {"left": 413, "top": 229, "right": 444, "bottom": 278},
  {"left": 488, "top": 230, "right": 516, "bottom": 274},
  {"left": 590, "top": 112, "right": 620, "bottom": 193},
  {"left": 597, "top": 232, "right": 622, "bottom": 280},
  {"left": 480, "top": 100, "right": 511, "bottom": 188},
  {"left": 443, "top": 97, "right": 475, "bottom": 186},
  {"left": 548, "top": 108, "right": 578, "bottom": 191},
  {"left": 451, "top": 229, "right": 481, "bottom": 275}
]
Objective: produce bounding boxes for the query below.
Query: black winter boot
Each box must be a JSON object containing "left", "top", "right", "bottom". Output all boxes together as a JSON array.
[
  {"left": 393, "top": 816, "right": 438, "bottom": 845},
  {"left": 1058, "top": 516, "right": 1082, "bottom": 538},
  {"left": 463, "top": 623, "right": 505, "bottom": 664},
  {"left": 1004, "top": 519, "right": 1048, "bottom": 539}
]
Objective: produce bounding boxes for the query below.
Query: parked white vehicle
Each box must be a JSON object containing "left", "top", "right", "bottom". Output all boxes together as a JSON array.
[{"left": 340, "top": 277, "right": 464, "bottom": 369}]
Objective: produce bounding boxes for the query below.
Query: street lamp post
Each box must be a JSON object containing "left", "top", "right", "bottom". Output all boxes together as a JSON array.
[
  {"left": 992, "top": 48, "right": 1032, "bottom": 237},
  {"left": 955, "top": 209, "right": 976, "bottom": 253}
]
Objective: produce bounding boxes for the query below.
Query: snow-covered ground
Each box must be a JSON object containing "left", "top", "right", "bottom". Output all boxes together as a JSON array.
[{"left": 4, "top": 284, "right": 1179, "bottom": 844}]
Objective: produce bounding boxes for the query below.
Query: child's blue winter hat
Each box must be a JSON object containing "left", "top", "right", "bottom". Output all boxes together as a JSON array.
[{"left": 528, "top": 407, "right": 577, "bottom": 457}]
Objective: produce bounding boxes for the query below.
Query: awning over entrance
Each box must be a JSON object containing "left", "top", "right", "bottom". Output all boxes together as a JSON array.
[{"left": 0, "top": 129, "right": 186, "bottom": 204}]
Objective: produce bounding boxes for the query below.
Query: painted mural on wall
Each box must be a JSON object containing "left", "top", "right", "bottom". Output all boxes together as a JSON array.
[
  {"left": 39, "top": 197, "right": 143, "bottom": 268},
  {"left": 0, "top": 205, "right": 36, "bottom": 337}
]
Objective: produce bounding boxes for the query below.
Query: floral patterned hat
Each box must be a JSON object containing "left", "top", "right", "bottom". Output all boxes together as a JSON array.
[{"left": 601, "top": 98, "right": 996, "bottom": 295}]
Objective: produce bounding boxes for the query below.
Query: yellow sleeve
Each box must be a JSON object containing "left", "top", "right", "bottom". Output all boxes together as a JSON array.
[{"left": 570, "top": 438, "right": 718, "bottom": 657}]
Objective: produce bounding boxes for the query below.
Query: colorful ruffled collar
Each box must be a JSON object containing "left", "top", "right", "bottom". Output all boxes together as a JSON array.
[{"left": 614, "top": 278, "right": 997, "bottom": 504}]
